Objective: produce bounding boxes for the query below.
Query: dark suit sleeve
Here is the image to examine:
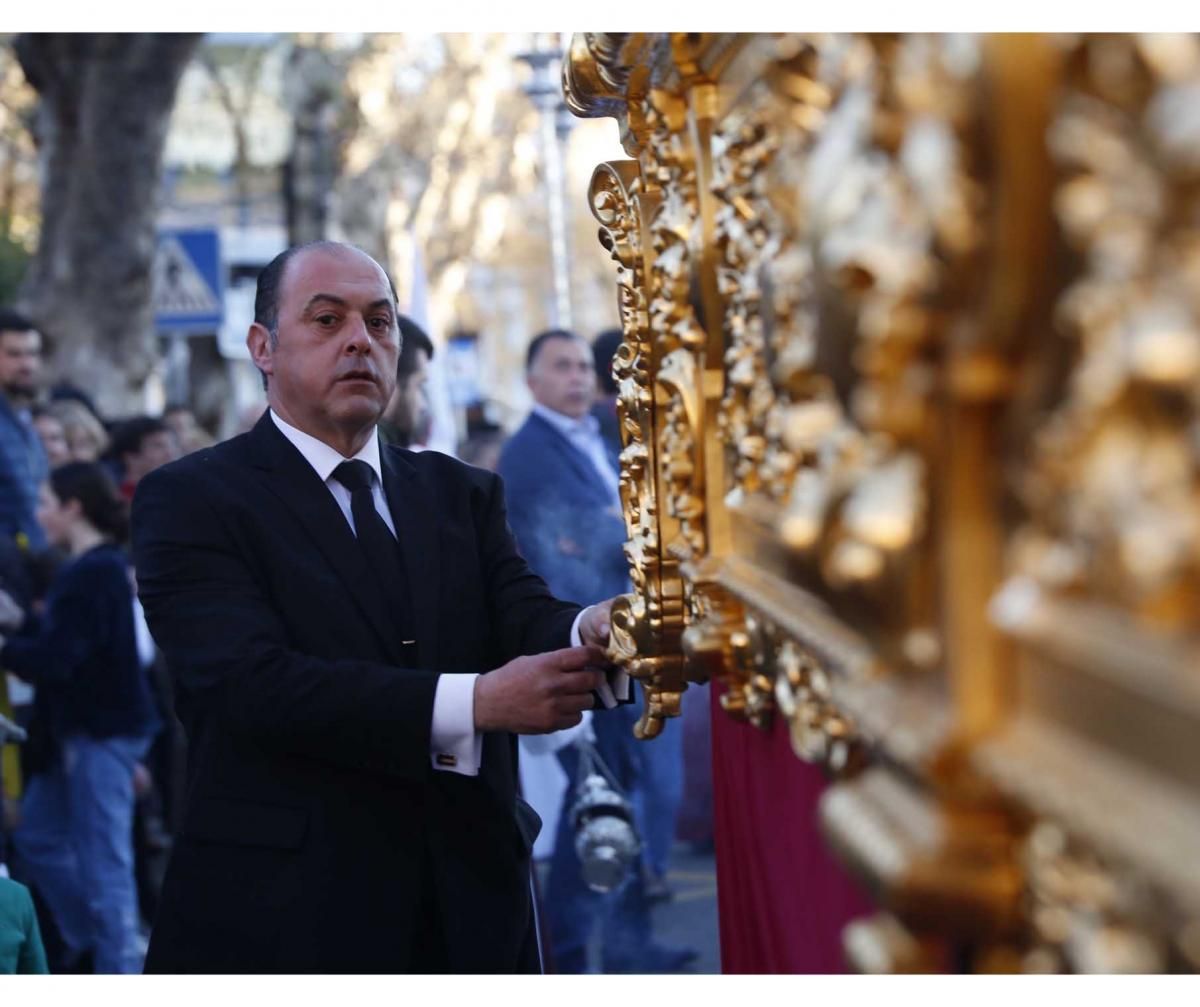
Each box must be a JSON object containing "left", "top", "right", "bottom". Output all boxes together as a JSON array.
[
  {"left": 1, "top": 564, "right": 111, "bottom": 685},
  {"left": 479, "top": 469, "right": 580, "bottom": 661},
  {"left": 132, "top": 464, "right": 439, "bottom": 782}
]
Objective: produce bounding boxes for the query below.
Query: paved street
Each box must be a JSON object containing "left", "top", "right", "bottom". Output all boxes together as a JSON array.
[
  {"left": 649, "top": 842, "right": 720, "bottom": 974},
  {"left": 537, "top": 840, "right": 721, "bottom": 974}
]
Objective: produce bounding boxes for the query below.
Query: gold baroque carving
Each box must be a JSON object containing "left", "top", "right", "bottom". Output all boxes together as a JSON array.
[
  {"left": 657, "top": 347, "right": 705, "bottom": 558},
  {"left": 563, "top": 33, "right": 633, "bottom": 119},
  {"left": 819, "top": 767, "right": 1025, "bottom": 940},
  {"left": 642, "top": 82, "right": 709, "bottom": 565},
  {"left": 1021, "top": 822, "right": 1169, "bottom": 973},
  {"left": 684, "top": 577, "right": 864, "bottom": 770},
  {"left": 592, "top": 68, "right": 714, "bottom": 737},
  {"left": 571, "top": 30, "right": 1200, "bottom": 975},
  {"left": 590, "top": 159, "right": 687, "bottom": 740},
  {"left": 1008, "top": 33, "right": 1200, "bottom": 632},
  {"left": 713, "top": 35, "right": 986, "bottom": 617}
]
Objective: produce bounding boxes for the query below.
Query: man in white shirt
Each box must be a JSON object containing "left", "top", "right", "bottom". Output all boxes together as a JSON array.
[
  {"left": 497, "top": 330, "right": 696, "bottom": 973},
  {"left": 131, "top": 242, "right": 624, "bottom": 973}
]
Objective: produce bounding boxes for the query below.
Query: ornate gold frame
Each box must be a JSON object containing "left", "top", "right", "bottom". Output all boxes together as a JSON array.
[{"left": 568, "top": 32, "right": 1200, "bottom": 973}]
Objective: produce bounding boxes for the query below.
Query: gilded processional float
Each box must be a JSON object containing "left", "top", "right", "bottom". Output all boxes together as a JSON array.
[{"left": 565, "top": 33, "right": 1200, "bottom": 974}]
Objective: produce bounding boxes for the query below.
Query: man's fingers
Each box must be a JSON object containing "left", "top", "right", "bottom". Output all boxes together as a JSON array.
[
  {"left": 552, "top": 669, "right": 604, "bottom": 696},
  {"left": 555, "top": 692, "right": 597, "bottom": 715},
  {"left": 551, "top": 670, "right": 603, "bottom": 697},
  {"left": 586, "top": 597, "right": 618, "bottom": 640},
  {"left": 549, "top": 645, "right": 608, "bottom": 670}
]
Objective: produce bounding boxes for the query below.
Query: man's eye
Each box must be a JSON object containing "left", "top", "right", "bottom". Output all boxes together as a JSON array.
[
  {"left": 369, "top": 317, "right": 391, "bottom": 330},
  {"left": 315, "top": 314, "right": 337, "bottom": 326}
]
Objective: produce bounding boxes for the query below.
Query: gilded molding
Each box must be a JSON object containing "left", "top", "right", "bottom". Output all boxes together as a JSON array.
[
  {"left": 1006, "top": 33, "right": 1200, "bottom": 632},
  {"left": 568, "top": 32, "right": 1200, "bottom": 972},
  {"left": 590, "top": 158, "right": 688, "bottom": 740}
]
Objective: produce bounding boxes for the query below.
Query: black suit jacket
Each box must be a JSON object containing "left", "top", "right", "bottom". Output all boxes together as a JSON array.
[{"left": 131, "top": 413, "right": 579, "bottom": 973}]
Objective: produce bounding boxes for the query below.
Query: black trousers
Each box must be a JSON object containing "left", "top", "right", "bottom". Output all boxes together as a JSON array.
[{"left": 410, "top": 861, "right": 541, "bottom": 974}]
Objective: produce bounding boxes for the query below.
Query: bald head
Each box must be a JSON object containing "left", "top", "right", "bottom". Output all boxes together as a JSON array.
[
  {"left": 246, "top": 241, "right": 402, "bottom": 456},
  {"left": 255, "top": 241, "right": 397, "bottom": 345}
]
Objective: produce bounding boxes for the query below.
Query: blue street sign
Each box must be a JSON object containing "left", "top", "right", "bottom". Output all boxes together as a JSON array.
[{"left": 153, "top": 228, "right": 224, "bottom": 333}]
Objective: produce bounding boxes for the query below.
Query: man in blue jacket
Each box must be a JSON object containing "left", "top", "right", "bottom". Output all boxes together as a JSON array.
[
  {"left": 497, "top": 329, "right": 695, "bottom": 973},
  {"left": 0, "top": 310, "right": 48, "bottom": 552}
]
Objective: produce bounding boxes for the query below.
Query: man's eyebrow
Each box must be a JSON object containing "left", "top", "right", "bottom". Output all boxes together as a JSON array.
[
  {"left": 301, "top": 295, "right": 395, "bottom": 315},
  {"left": 302, "top": 294, "right": 349, "bottom": 314}
]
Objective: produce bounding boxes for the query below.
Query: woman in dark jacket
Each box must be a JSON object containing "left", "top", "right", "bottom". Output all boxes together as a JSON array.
[{"left": 0, "top": 462, "right": 156, "bottom": 973}]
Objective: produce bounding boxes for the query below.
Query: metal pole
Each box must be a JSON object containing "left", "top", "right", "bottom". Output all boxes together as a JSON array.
[
  {"left": 518, "top": 40, "right": 574, "bottom": 332},
  {"left": 541, "top": 106, "right": 573, "bottom": 331},
  {"left": 165, "top": 332, "right": 191, "bottom": 407}
]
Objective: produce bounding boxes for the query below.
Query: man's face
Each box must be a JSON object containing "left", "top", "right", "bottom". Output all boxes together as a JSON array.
[
  {"left": 527, "top": 336, "right": 595, "bottom": 419},
  {"left": 0, "top": 329, "right": 43, "bottom": 400},
  {"left": 250, "top": 246, "right": 399, "bottom": 441},
  {"left": 125, "top": 430, "right": 180, "bottom": 484},
  {"left": 383, "top": 349, "right": 431, "bottom": 438}
]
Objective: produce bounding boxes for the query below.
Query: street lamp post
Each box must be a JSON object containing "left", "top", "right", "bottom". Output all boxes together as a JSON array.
[{"left": 517, "top": 35, "right": 574, "bottom": 332}]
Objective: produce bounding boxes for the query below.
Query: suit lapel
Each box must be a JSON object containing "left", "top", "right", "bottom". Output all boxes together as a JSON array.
[
  {"left": 380, "top": 446, "right": 439, "bottom": 670},
  {"left": 247, "top": 415, "right": 403, "bottom": 665},
  {"left": 530, "top": 413, "right": 610, "bottom": 502}
]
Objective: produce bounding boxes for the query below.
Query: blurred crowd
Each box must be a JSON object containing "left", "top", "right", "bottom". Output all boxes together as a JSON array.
[
  {"left": 0, "top": 307, "right": 199, "bottom": 973},
  {"left": 0, "top": 302, "right": 712, "bottom": 974}
]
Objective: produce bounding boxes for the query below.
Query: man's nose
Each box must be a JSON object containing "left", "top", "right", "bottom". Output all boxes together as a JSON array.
[{"left": 344, "top": 318, "right": 371, "bottom": 353}]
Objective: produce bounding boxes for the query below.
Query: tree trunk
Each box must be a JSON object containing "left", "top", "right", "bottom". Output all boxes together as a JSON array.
[
  {"left": 15, "top": 33, "right": 200, "bottom": 418},
  {"left": 0, "top": 151, "right": 14, "bottom": 240},
  {"left": 284, "top": 43, "right": 345, "bottom": 247}
]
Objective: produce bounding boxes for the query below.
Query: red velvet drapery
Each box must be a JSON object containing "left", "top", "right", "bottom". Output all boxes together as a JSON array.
[{"left": 710, "top": 681, "right": 872, "bottom": 973}]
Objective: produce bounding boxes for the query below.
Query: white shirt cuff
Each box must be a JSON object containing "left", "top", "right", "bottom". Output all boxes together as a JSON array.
[
  {"left": 570, "top": 606, "right": 631, "bottom": 709},
  {"left": 430, "top": 673, "right": 483, "bottom": 776},
  {"left": 569, "top": 608, "right": 586, "bottom": 647}
]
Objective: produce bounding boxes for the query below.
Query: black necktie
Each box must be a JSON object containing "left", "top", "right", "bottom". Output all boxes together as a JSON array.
[{"left": 331, "top": 460, "right": 414, "bottom": 658}]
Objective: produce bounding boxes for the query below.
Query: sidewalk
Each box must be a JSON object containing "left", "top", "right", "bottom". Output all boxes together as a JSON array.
[{"left": 649, "top": 841, "right": 720, "bottom": 973}]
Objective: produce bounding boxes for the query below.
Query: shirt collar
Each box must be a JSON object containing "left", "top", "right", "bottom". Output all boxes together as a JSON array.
[
  {"left": 532, "top": 403, "right": 599, "bottom": 440},
  {"left": 270, "top": 410, "right": 383, "bottom": 486}
]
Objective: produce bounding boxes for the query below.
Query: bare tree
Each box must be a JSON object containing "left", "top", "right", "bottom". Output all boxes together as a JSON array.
[
  {"left": 327, "top": 34, "right": 618, "bottom": 408},
  {"left": 197, "top": 42, "right": 269, "bottom": 227},
  {"left": 15, "top": 33, "right": 200, "bottom": 417},
  {"left": 284, "top": 36, "right": 366, "bottom": 247},
  {"left": 0, "top": 39, "right": 38, "bottom": 303}
]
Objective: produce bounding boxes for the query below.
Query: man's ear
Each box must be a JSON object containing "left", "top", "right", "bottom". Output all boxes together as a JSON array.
[{"left": 247, "top": 323, "right": 275, "bottom": 379}]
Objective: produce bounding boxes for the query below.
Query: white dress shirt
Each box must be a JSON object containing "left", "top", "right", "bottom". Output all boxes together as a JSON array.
[
  {"left": 270, "top": 411, "right": 608, "bottom": 778},
  {"left": 532, "top": 403, "right": 620, "bottom": 506}
]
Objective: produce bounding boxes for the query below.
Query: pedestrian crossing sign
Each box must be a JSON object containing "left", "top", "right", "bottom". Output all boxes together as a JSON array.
[{"left": 153, "top": 228, "right": 224, "bottom": 333}]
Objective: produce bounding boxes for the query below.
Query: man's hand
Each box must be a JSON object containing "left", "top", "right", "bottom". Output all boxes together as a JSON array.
[
  {"left": 474, "top": 645, "right": 607, "bottom": 734},
  {"left": 578, "top": 597, "right": 617, "bottom": 649}
]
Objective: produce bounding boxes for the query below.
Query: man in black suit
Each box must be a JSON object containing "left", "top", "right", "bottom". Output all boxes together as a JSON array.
[{"left": 131, "top": 241, "right": 620, "bottom": 973}]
